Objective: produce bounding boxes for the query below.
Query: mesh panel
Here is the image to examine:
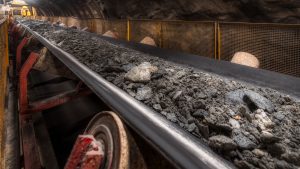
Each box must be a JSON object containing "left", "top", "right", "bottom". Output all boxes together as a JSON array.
[
  {"left": 161, "top": 21, "right": 215, "bottom": 58},
  {"left": 219, "top": 23, "right": 300, "bottom": 77},
  {"left": 102, "top": 20, "right": 127, "bottom": 40},
  {"left": 129, "top": 20, "right": 161, "bottom": 46}
]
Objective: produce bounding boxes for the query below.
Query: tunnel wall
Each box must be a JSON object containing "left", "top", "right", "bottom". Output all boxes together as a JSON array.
[{"left": 25, "top": 0, "right": 300, "bottom": 24}]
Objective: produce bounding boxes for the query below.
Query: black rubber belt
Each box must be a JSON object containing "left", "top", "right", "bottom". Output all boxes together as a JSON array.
[
  {"left": 21, "top": 24, "right": 236, "bottom": 169},
  {"left": 100, "top": 36, "right": 300, "bottom": 98}
]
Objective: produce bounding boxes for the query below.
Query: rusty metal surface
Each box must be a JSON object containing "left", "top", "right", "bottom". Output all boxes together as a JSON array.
[
  {"left": 219, "top": 22, "right": 300, "bottom": 77},
  {"left": 0, "top": 18, "right": 9, "bottom": 169},
  {"left": 21, "top": 116, "right": 41, "bottom": 169},
  {"left": 85, "top": 111, "right": 148, "bottom": 169},
  {"left": 64, "top": 135, "right": 103, "bottom": 169}
]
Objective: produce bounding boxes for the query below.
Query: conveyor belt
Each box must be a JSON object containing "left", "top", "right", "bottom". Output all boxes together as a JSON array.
[
  {"left": 100, "top": 36, "right": 300, "bottom": 98},
  {"left": 20, "top": 24, "right": 236, "bottom": 169}
]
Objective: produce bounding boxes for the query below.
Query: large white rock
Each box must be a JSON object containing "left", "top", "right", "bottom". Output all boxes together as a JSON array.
[
  {"left": 103, "top": 30, "right": 118, "bottom": 39},
  {"left": 140, "top": 36, "right": 157, "bottom": 46},
  {"left": 125, "top": 62, "right": 158, "bottom": 82},
  {"left": 231, "top": 52, "right": 260, "bottom": 68}
]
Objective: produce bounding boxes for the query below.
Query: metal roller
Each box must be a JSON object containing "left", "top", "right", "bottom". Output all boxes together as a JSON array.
[{"left": 84, "top": 111, "right": 147, "bottom": 169}]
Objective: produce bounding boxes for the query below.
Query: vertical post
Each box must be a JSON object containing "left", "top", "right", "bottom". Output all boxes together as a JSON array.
[
  {"left": 127, "top": 19, "right": 130, "bottom": 41},
  {"left": 0, "top": 19, "right": 9, "bottom": 169},
  {"left": 214, "top": 22, "right": 217, "bottom": 60},
  {"left": 218, "top": 23, "right": 221, "bottom": 61},
  {"left": 159, "top": 21, "right": 163, "bottom": 48}
]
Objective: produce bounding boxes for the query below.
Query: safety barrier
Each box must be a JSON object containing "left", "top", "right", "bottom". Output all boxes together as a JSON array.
[
  {"left": 0, "top": 17, "right": 9, "bottom": 168},
  {"left": 28, "top": 16, "right": 300, "bottom": 77},
  {"left": 218, "top": 22, "right": 300, "bottom": 77}
]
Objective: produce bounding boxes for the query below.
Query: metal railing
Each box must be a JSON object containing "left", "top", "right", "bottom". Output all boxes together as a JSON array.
[
  {"left": 29, "top": 16, "right": 300, "bottom": 77},
  {"left": 0, "top": 17, "right": 9, "bottom": 169}
]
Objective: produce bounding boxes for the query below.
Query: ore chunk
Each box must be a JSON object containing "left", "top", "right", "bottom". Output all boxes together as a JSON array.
[
  {"left": 260, "top": 131, "right": 281, "bottom": 144},
  {"left": 267, "top": 143, "right": 286, "bottom": 156},
  {"left": 243, "top": 90, "right": 275, "bottom": 113},
  {"left": 135, "top": 86, "right": 152, "bottom": 101},
  {"left": 275, "top": 160, "right": 296, "bottom": 169},
  {"left": 153, "top": 104, "right": 162, "bottom": 111},
  {"left": 225, "top": 90, "right": 275, "bottom": 113},
  {"left": 166, "top": 113, "right": 177, "bottom": 122},
  {"left": 254, "top": 109, "right": 274, "bottom": 129},
  {"left": 229, "top": 118, "right": 240, "bottom": 129},
  {"left": 239, "top": 106, "right": 252, "bottom": 122},
  {"left": 252, "top": 149, "right": 267, "bottom": 157},
  {"left": 225, "top": 90, "right": 245, "bottom": 104},
  {"left": 188, "top": 123, "right": 197, "bottom": 132},
  {"left": 192, "top": 109, "right": 209, "bottom": 118},
  {"left": 193, "top": 100, "right": 206, "bottom": 109},
  {"left": 209, "top": 135, "right": 237, "bottom": 151},
  {"left": 233, "top": 131, "right": 257, "bottom": 150},
  {"left": 281, "top": 151, "right": 300, "bottom": 166},
  {"left": 195, "top": 122, "right": 209, "bottom": 139},
  {"left": 273, "top": 111, "right": 285, "bottom": 121},
  {"left": 124, "top": 62, "right": 158, "bottom": 82}
]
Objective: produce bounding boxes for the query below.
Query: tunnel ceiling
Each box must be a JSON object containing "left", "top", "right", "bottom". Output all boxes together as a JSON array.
[{"left": 24, "top": 0, "right": 300, "bottom": 24}]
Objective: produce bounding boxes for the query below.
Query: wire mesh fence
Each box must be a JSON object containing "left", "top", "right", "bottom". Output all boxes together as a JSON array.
[
  {"left": 161, "top": 21, "right": 216, "bottom": 58},
  {"left": 219, "top": 23, "right": 300, "bottom": 77},
  {"left": 27, "top": 16, "right": 300, "bottom": 78}
]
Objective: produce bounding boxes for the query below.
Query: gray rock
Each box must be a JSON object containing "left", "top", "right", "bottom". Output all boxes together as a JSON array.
[
  {"left": 196, "top": 122, "right": 209, "bottom": 139},
  {"left": 225, "top": 90, "right": 275, "bottom": 113},
  {"left": 281, "top": 151, "right": 300, "bottom": 166},
  {"left": 252, "top": 149, "right": 267, "bottom": 157},
  {"left": 192, "top": 109, "right": 209, "bottom": 118},
  {"left": 215, "top": 123, "right": 233, "bottom": 133},
  {"left": 244, "top": 90, "right": 275, "bottom": 113},
  {"left": 225, "top": 89, "right": 245, "bottom": 104},
  {"left": 153, "top": 104, "right": 162, "bottom": 111},
  {"left": 166, "top": 113, "right": 177, "bottom": 122},
  {"left": 135, "top": 86, "right": 152, "bottom": 101},
  {"left": 197, "top": 93, "right": 207, "bottom": 99},
  {"left": 233, "top": 131, "right": 257, "bottom": 150},
  {"left": 122, "top": 63, "right": 135, "bottom": 71},
  {"left": 267, "top": 143, "right": 286, "bottom": 156},
  {"left": 188, "top": 123, "right": 197, "bottom": 132},
  {"left": 260, "top": 131, "right": 281, "bottom": 144},
  {"left": 208, "top": 135, "right": 237, "bottom": 151},
  {"left": 193, "top": 100, "right": 206, "bottom": 109},
  {"left": 173, "top": 70, "right": 187, "bottom": 79},
  {"left": 273, "top": 111, "right": 285, "bottom": 121},
  {"left": 275, "top": 160, "right": 295, "bottom": 169},
  {"left": 229, "top": 118, "right": 241, "bottom": 129},
  {"left": 161, "top": 111, "right": 167, "bottom": 116},
  {"left": 172, "top": 91, "right": 182, "bottom": 100},
  {"left": 226, "top": 109, "right": 236, "bottom": 116},
  {"left": 239, "top": 106, "right": 252, "bottom": 122}
]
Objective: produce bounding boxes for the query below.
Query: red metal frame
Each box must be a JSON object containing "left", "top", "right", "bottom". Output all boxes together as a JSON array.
[
  {"left": 64, "top": 135, "right": 103, "bottom": 169},
  {"left": 19, "top": 52, "right": 39, "bottom": 114},
  {"left": 19, "top": 52, "right": 92, "bottom": 114},
  {"left": 16, "top": 37, "right": 29, "bottom": 71},
  {"left": 21, "top": 116, "right": 42, "bottom": 169}
]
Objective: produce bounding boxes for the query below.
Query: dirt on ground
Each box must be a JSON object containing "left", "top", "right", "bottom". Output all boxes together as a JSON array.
[{"left": 21, "top": 19, "right": 300, "bottom": 169}]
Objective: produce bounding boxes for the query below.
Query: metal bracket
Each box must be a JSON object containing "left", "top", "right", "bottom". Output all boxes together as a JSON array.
[
  {"left": 16, "top": 37, "right": 29, "bottom": 71},
  {"left": 19, "top": 52, "right": 92, "bottom": 114}
]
